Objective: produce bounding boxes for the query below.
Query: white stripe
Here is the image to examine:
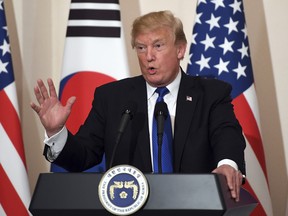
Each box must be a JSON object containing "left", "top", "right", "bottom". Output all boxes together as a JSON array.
[
  {"left": 68, "top": 20, "right": 121, "bottom": 27},
  {"left": 0, "top": 124, "right": 31, "bottom": 211},
  {"left": 245, "top": 137, "right": 273, "bottom": 215},
  {"left": 243, "top": 84, "right": 263, "bottom": 136},
  {"left": 70, "top": 3, "right": 120, "bottom": 10},
  {"left": 61, "top": 33, "right": 129, "bottom": 80},
  {"left": 0, "top": 204, "right": 7, "bottom": 216},
  {"left": 4, "top": 82, "right": 20, "bottom": 118}
]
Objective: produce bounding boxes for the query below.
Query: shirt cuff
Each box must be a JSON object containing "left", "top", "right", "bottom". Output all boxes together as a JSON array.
[
  {"left": 217, "top": 159, "right": 238, "bottom": 171},
  {"left": 44, "top": 126, "right": 68, "bottom": 160}
]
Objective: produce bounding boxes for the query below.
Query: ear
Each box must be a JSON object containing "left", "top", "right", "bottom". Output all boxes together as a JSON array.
[{"left": 177, "top": 43, "right": 187, "bottom": 60}]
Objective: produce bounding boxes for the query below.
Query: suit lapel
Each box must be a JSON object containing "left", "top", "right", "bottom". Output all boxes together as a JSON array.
[
  {"left": 174, "top": 73, "right": 200, "bottom": 172},
  {"left": 129, "top": 77, "right": 152, "bottom": 171}
]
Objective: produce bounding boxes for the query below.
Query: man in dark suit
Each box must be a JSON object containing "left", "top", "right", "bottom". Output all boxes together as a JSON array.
[{"left": 31, "top": 10, "right": 245, "bottom": 201}]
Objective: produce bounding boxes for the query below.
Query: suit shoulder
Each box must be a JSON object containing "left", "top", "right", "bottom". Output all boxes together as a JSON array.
[
  {"left": 96, "top": 75, "right": 144, "bottom": 91},
  {"left": 183, "top": 74, "right": 232, "bottom": 99},
  {"left": 189, "top": 75, "right": 232, "bottom": 92}
]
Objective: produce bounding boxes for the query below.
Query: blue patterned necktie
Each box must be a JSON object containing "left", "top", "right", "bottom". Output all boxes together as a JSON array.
[{"left": 152, "top": 87, "right": 173, "bottom": 173}]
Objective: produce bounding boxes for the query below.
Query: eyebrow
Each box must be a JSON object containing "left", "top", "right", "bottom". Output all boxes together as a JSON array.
[{"left": 135, "top": 38, "right": 166, "bottom": 45}]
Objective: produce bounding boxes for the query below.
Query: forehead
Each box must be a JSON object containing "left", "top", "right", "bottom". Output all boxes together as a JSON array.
[{"left": 135, "top": 27, "right": 174, "bottom": 44}]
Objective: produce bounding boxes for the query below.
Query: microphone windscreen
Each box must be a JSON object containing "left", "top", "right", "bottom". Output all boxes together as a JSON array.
[
  {"left": 154, "top": 101, "right": 168, "bottom": 119},
  {"left": 122, "top": 101, "right": 137, "bottom": 119}
]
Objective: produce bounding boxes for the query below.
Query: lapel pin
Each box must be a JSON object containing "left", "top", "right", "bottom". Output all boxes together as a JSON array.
[{"left": 186, "top": 96, "right": 192, "bottom": 102}]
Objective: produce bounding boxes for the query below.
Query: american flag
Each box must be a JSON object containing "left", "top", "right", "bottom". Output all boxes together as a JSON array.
[
  {"left": 0, "top": 1, "right": 31, "bottom": 215},
  {"left": 186, "top": 0, "right": 272, "bottom": 215},
  {"left": 51, "top": 0, "right": 129, "bottom": 172}
]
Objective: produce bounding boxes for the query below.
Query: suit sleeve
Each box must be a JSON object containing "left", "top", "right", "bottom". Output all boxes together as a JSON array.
[{"left": 208, "top": 81, "right": 246, "bottom": 174}]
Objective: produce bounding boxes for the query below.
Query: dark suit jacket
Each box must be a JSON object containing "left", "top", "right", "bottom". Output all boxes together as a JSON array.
[{"left": 54, "top": 71, "right": 246, "bottom": 174}]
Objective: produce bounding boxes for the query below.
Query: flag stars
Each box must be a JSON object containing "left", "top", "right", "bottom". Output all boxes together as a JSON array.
[
  {"left": 0, "top": 39, "right": 11, "bottom": 56},
  {"left": 200, "top": 34, "right": 216, "bottom": 51},
  {"left": 219, "top": 38, "right": 234, "bottom": 55},
  {"left": 2, "top": 26, "right": 8, "bottom": 36},
  {"left": 238, "top": 42, "right": 249, "bottom": 59},
  {"left": 196, "top": 54, "right": 211, "bottom": 71},
  {"left": 206, "top": 14, "right": 221, "bottom": 31},
  {"left": 242, "top": 25, "right": 248, "bottom": 39},
  {"left": 191, "top": 33, "right": 198, "bottom": 45},
  {"left": 0, "top": 59, "right": 9, "bottom": 74},
  {"left": 233, "top": 62, "right": 247, "bottom": 79},
  {"left": 224, "top": 18, "right": 239, "bottom": 34},
  {"left": 198, "top": 0, "right": 207, "bottom": 6},
  {"left": 211, "top": 0, "right": 225, "bottom": 10},
  {"left": 188, "top": 53, "right": 193, "bottom": 65},
  {"left": 229, "top": 0, "right": 242, "bottom": 14},
  {"left": 195, "top": 12, "right": 203, "bottom": 25},
  {"left": 214, "top": 58, "right": 229, "bottom": 75}
]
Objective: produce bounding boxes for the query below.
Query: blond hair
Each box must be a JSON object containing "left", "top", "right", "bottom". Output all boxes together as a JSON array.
[{"left": 131, "top": 10, "right": 187, "bottom": 48}]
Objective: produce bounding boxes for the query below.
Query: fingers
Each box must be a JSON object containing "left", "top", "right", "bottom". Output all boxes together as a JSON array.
[
  {"left": 33, "top": 79, "right": 57, "bottom": 104},
  {"left": 38, "top": 79, "right": 50, "bottom": 101},
  {"left": 30, "top": 102, "right": 40, "bottom": 114},
  {"left": 212, "top": 165, "right": 242, "bottom": 202},
  {"left": 33, "top": 81, "right": 44, "bottom": 105},
  {"left": 47, "top": 78, "right": 58, "bottom": 98},
  {"left": 235, "top": 171, "right": 243, "bottom": 202},
  {"left": 227, "top": 170, "right": 242, "bottom": 202}
]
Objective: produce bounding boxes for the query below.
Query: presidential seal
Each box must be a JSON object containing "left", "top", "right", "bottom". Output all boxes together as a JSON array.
[{"left": 98, "top": 165, "right": 149, "bottom": 215}]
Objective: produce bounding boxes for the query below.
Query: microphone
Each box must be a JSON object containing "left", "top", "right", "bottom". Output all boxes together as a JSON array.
[
  {"left": 109, "top": 101, "right": 137, "bottom": 169},
  {"left": 154, "top": 101, "right": 168, "bottom": 173},
  {"left": 154, "top": 101, "right": 168, "bottom": 143}
]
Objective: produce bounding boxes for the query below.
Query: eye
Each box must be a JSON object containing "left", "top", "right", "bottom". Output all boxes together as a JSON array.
[
  {"left": 154, "top": 42, "right": 164, "bottom": 51},
  {"left": 135, "top": 44, "right": 146, "bottom": 53}
]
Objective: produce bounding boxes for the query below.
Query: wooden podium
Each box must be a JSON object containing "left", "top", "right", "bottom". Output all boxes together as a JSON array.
[{"left": 29, "top": 173, "right": 257, "bottom": 216}]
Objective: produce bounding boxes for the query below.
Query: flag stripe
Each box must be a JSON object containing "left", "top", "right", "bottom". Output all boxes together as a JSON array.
[
  {"left": 244, "top": 138, "right": 273, "bottom": 215},
  {"left": 67, "top": 2, "right": 121, "bottom": 38},
  {"left": 233, "top": 93, "right": 268, "bottom": 179},
  {"left": 242, "top": 179, "right": 266, "bottom": 215},
  {"left": 69, "top": 9, "right": 120, "bottom": 21},
  {"left": 0, "top": 90, "right": 26, "bottom": 167},
  {"left": 67, "top": 26, "right": 120, "bottom": 37},
  {"left": 72, "top": 0, "right": 119, "bottom": 3},
  {"left": 0, "top": 124, "right": 31, "bottom": 210},
  {"left": 242, "top": 84, "right": 262, "bottom": 135},
  {"left": 71, "top": 3, "right": 120, "bottom": 10},
  {"left": 0, "top": 204, "right": 6, "bottom": 216},
  {"left": 68, "top": 20, "right": 121, "bottom": 27},
  {"left": 0, "top": 165, "right": 29, "bottom": 216}
]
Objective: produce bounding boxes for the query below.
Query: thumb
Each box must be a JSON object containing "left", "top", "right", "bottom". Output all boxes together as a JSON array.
[{"left": 66, "top": 96, "right": 76, "bottom": 111}]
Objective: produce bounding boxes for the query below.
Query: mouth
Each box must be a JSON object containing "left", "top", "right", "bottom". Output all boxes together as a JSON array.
[{"left": 147, "top": 67, "right": 157, "bottom": 74}]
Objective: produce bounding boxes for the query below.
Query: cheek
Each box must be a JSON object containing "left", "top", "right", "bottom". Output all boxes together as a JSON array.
[
  {"left": 137, "top": 55, "right": 146, "bottom": 66},
  {"left": 160, "top": 53, "right": 179, "bottom": 66}
]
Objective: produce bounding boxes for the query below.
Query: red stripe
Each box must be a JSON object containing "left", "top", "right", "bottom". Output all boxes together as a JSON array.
[
  {"left": 232, "top": 94, "right": 268, "bottom": 180},
  {"left": 242, "top": 180, "right": 267, "bottom": 216},
  {"left": 0, "top": 165, "right": 29, "bottom": 216},
  {"left": 0, "top": 90, "right": 27, "bottom": 168}
]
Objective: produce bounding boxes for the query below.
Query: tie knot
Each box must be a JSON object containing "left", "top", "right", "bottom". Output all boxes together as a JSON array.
[{"left": 156, "top": 87, "right": 169, "bottom": 102}]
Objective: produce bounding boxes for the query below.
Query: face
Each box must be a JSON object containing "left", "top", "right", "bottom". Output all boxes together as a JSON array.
[{"left": 134, "top": 27, "right": 186, "bottom": 87}]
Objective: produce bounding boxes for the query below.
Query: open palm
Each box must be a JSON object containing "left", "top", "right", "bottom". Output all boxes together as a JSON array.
[{"left": 30, "top": 79, "right": 76, "bottom": 137}]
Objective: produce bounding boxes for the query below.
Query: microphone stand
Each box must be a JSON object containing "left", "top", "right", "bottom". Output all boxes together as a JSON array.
[{"left": 157, "top": 135, "right": 163, "bottom": 174}]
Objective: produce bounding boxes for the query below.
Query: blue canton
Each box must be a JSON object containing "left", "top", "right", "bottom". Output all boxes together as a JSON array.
[
  {"left": 186, "top": 0, "right": 254, "bottom": 99},
  {"left": 0, "top": 0, "right": 14, "bottom": 91}
]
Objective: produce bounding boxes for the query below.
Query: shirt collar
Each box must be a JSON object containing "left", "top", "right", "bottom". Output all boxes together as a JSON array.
[{"left": 146, "top": 68, "right": 182, "bottom": 100}]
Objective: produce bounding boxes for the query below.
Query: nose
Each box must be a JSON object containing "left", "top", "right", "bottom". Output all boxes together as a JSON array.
[{"left": 146, "top": 46, "right": 155, "bottom": 62}]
